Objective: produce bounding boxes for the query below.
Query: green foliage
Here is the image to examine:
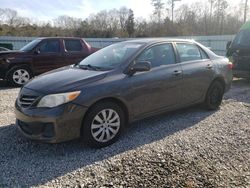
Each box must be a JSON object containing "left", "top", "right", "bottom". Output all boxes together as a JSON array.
[{"left": 0, "top": 1, "right": 245, "bottom": 38}]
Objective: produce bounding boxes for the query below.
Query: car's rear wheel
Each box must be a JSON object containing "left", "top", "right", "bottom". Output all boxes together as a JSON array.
[
  {"left": 82, "top": 101, "right": 125, "bottom": 148},
  {"left": 7, "top": 66, "right": 32, "bottom": 87},
  {"left": 205, "top": 81, "right": 224, "bottom": 110}
]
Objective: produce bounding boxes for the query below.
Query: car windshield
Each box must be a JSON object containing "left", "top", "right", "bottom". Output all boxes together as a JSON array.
[
  {"left": 20, "top": 39, "right": 41, "bottom": 52},
  {"left": 78, "top": 42, "right": 144, "bottom": 70},
  {"left": 232, "top": 29, "right": 250, "bottom": 48}
]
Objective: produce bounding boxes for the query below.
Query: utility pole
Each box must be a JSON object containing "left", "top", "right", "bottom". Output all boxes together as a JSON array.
[
  {"left": 244, "top": 0, "right": 248, "bottom": 23},
  {"left": 171, "top": 0, "right": 181, "bottom": 23}
]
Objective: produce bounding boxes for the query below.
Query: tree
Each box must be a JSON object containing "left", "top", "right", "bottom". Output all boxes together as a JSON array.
[
  {"left": 126, "top": 9, "right": 135, "bottom": 37},
  {"left": 244, "top": 0, "right": 248, "bottom": 23},
  {"left": 0, "top": 3, "right": 246, "bottom": 38},
  {"left": 151, "top": 0, "right": 165, "bottom": 23},
  {"left": 209, "top": 0, "right": 215, "bottom": 21},
  {"left": 118, "top": 7, "right": 130, "bottom": 32},
  {"left": 214, "top": 0, "right": 229, "bottom": 34}
]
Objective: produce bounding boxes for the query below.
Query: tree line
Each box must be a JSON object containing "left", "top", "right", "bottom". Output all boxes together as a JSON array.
[{"left": 0, "top": 0, "right": 247, "bottom": 38}]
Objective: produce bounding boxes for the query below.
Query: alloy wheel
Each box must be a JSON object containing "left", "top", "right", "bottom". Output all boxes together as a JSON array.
[
  {"left": 12, "top": 69, "right": 30, "bottom": 85},
  {"left": 91, "top": 109, "right": 120, "bottom": 143}
]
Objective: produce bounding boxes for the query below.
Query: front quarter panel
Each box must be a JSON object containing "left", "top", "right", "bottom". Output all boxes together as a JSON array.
[{"left": 73, "top": 71, "right": 129, "bottom": 109}]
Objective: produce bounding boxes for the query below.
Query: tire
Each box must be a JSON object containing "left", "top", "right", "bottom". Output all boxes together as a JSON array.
[
  {"left": 6, "top": 66, "right": 33, "bottom": 87},
  {"left": 204, "top": 81, "right": 224, "bottom": 110},
  {"left": 82, "top": 101, "right": 125, "bottom": 148}
]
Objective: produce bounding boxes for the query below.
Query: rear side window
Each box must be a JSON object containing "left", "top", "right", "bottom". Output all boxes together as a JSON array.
[
  {"left": 65, "top": 40, "right": 82, "bottom": 52},
  {"left": 199, "top": 48, "right": 209, "bottom": 59},
  {"left": 39, "top": 40, "right": 60, "bottom": 53},
  {"left": 136, "top": 43, "right": 176, "bottom": 67},
  {"left": 176, "top": 43, "right": 202, "bottom": 62}
]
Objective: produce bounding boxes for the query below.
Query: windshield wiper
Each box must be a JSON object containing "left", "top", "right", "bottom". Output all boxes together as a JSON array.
[{"left": 78, "top": 64, "right": 102, "bottom": 71}]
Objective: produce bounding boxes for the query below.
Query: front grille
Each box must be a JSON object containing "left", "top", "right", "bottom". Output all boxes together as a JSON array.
[{"left": 19, "top": 95, "right": 38, "bottom": 108}]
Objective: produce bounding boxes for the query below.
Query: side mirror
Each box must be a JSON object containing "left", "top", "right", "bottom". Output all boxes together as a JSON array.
[
  {"left": 34, "top": 48, "right": 40, "bottom": 54},
  {"left": 226, "top": 41, "right": 232, "bottom": 50},
  {"left": 127, "top": 61, "right": 151, "bottom": 76}
]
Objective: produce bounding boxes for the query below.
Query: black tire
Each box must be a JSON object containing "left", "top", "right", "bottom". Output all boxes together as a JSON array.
[
  {"left": 204, "top": 81, "right": 224, "bottom": 110},
  {"left": 6, "top": 66, "right": 33, "bottom": 87},
  {"left": 82, "top": 101, "right": 125, "bottom": 148}
]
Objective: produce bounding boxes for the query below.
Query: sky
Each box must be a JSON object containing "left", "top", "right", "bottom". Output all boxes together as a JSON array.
[{"left": 0, "top": 0, "right": 243, "bottom": 22}]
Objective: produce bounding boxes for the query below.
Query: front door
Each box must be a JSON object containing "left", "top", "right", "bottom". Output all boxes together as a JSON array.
[
  {"left": 124, "top": 43, "right": 183, "bottom": 118},
  {"left": 33, "top": 39, "right": 64, "bottom": 75}
]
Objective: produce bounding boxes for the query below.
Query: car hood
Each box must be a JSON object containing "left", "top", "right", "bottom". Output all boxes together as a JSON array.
[
  {"left": 24, "top": 67, "right": 108, "bottom": 94},
  {"left": 0, "top": 50, "right": 22, "bottom": 56}
]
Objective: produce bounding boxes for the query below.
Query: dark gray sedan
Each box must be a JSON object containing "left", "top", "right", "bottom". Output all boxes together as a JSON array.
[{"left": 15, "top": 39, "right": 233, "bottom": 147}]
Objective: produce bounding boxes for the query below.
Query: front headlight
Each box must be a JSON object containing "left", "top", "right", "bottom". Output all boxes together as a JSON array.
[{"left": 37, "top": 91, "right": 81, "bottom": 108}]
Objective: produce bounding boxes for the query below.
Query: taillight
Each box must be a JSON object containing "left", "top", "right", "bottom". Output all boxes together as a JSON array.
[{"left": 228, "top": 62, "right": 234, "bottom": 69}]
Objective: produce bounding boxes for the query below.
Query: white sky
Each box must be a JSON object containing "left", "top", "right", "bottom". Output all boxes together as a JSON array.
[{"left": 0, "top": 0, "right": 244, "bottom": 21}]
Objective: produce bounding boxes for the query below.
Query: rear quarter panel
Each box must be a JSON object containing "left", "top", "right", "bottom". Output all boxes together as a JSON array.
[{"left": 212, "top": 56, "right": 233, "bottom": 92}]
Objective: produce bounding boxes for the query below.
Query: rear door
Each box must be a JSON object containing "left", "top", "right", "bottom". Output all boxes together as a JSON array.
[
  {"left": 33, "top": 39, "right": 64, "bottom": 74},
  {"left": 63, "top": 39, "right": 89, "bottom": 65},
  {"left": 174, "top": 42, "right": 214, "bottom": 105},
  {"left": 126, "top": 43, "right": 183, "bottom": 117}
]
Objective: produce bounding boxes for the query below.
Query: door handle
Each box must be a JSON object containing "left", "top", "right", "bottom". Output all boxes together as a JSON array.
[
  {"left": 206, "top": 64, "right": 213, "bottom": 69},
  {"left": 173, "top": 70, "right": 182, "bottom": 76}
]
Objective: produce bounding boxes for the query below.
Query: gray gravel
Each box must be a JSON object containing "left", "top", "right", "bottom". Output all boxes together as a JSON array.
[{"left": 0, "top": 79, "right": 249, "bottom": 187}]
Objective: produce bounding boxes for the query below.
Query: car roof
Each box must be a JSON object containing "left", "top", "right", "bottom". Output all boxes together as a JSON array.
[
  {"left": 36, "top": 37, "right": 83, "bottom": 40},
  {"left": 123, "top": 38, "right": 195, "bottom": 45}
]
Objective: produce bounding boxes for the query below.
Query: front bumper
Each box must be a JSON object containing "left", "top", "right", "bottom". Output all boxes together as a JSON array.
[
  {"left": 15, "top": 101, "right": 88, "bottom": 143},
  {"left": 233, "top": 70, "right": 250, "bottom": 79}
]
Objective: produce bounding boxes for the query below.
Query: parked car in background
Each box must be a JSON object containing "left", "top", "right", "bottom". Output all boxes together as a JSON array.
[
  {"left": 15, "top": 39, "right": 233, "bottom": 148},
  {"left": 0, "top": 47, "right": 10, "bottom": 51},
  {"left": 227, "top": 21, "right": 250, "bottom": 79},
  {"left": 0, "top": 37, "right": 99, "bottom": 86}
]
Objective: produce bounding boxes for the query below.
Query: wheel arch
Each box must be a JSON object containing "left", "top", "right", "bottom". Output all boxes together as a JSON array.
[
  {"left": 5, "top": 63, "right": 33, "bottom": 79},
  {"left": 80, "top": 97, "right": 130, "bottom": 136},
  {"left": 210, "top": 76, "right": 226, "bottom": 92},
  {"left": 203, "top": 76, "right": 226, "bottom": 102}
]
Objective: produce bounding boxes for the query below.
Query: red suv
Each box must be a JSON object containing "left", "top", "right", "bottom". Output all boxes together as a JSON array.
[{"left": 0, "top": 37, "right": 99, "bottom": 86}]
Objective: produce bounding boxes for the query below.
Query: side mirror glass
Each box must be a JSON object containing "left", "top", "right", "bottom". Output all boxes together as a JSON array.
[
  {"left": 127, "top": 61, "right": 151, "bottom": 75},
  {"left": 226, "top": 41, "right": 232, "bottom": 50}
]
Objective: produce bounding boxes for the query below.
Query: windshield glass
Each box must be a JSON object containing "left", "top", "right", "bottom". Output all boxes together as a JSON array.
[
  {"left": 78, "top": 42, "right": 144, "bottom": 70},
  {"left": 20, "top": 39, "right": 41, "bottom": 52},
  {"left": 232, "top": 29, "right": 250, "bottom": 48}
]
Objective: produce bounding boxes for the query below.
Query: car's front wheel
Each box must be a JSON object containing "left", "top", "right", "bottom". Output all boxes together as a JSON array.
[
  {"left": 82, "top": 101, "right": 125, "bottom": 148},
  {"left": 205, "top": 81, "right": 224, "bottom": 110},
  {"left": 7, "top": 66, "right": 32, "bottom": 87}
]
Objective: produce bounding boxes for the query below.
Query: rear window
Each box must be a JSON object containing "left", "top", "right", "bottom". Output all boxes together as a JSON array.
[
  {"left": 65, "top": 39, "right": 82, "bottom": 52},
  {"left": 232, "top": 29, "right": 250, "bottom": 47}
]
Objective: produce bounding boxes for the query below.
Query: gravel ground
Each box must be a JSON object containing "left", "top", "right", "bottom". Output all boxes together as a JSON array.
[{"left": 0, "top": 79, "right": 249, "bottom": 187}]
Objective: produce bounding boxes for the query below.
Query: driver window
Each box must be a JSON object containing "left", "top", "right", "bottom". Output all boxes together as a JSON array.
[
  {"left": 39, "top": 40, "right": 60, "bottom": 53},
  {"left": 136, "top": 43, "right": 176, "bottom": 67}
]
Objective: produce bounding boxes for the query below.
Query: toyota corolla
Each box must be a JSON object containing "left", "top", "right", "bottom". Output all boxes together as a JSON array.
[{"left": 15, "top": 39, "right": 233, "bottom": 148}]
